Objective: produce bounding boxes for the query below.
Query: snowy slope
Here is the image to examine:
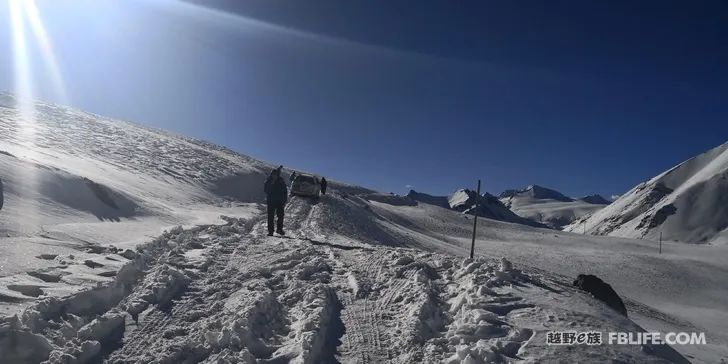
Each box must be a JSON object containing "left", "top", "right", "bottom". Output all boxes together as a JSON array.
[
  {"left": 0, "top": 92, "right": 271, "bottom": 235},
  {"left": 500, "top": 185, "right": 608, "bottom": 228},
  {"left": 0, "top": 93, "right": 272, "bottom": 314},
  {"left": 0, "top": 95, "right": 722, "bottom": 363},
  {"left": 565, "top": 141, "right": 728, "bottom": 244}
]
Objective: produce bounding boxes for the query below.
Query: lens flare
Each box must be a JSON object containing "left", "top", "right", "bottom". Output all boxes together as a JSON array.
[
  {"left": 7, "top": 0, "right": 68, "bottom": 152},
  {"left": 22, "top": 0, "right": 68, "bottom": 104},
  {"left": 8, "top": 0, "right": 40, "bottom": 229},
  {"left": 9, "top": 0, "right": 33, "bottom": 123}
]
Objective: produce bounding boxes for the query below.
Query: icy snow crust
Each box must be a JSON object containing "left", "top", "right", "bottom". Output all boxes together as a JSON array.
[{"left": 0, "top": 199, "right": 688, "bottom": 363}]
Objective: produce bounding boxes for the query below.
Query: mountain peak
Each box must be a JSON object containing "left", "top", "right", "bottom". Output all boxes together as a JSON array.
[
  {"left": 579, "top": 194, "right": 610, "bottom": 205},
  {"left": 500, "top": 184, "right": 573, "bottom": 202}
]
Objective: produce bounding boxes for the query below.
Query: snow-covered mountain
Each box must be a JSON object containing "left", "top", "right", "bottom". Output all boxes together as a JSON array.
[
  {"left": 406, "top": 189, "right": 450, "bottom": 209},
  {"left": 500, "top": 184, "right": 573, "bottom": 202},
  {"left": 449, "top": 188, "right": 546, "bottom": 228},
  {"left": 565, "top": 141, "right": 728, "bottom": 244},
  {"left": 499, "top": 185, "right": 609, "bottom": 228},
  {"left": 397, "top": 189, "right": 546, "bottom": 228},
  {"left": 2, "top": 95, "right": 726, "bottom": 362}
]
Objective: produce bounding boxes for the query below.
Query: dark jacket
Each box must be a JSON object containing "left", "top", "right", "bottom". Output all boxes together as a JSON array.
[
  {"left": 264, "top": 176, "right": 288, "bottom": 205},
  {"left": 0, "top": 178, "right": 3, "bottom": 210}
]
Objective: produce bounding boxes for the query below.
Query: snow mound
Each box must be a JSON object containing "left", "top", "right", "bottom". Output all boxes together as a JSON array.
[
  {"left": 0, "top": 155, "right": 141, "bottom": 223},
  {"left": 566, "top": 140, "right": 728, "bottom": 243}
]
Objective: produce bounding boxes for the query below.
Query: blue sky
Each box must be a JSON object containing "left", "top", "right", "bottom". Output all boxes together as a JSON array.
[{"left": 0, "top": 0, "right": 726, "bottom": 198}]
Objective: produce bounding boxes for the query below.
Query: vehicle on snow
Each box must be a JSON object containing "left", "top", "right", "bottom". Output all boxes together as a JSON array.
[{"left": 290, "top": 173, "right": 321, "bottom": 197}]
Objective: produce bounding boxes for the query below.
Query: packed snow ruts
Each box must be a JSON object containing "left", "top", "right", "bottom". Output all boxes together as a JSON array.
[{"left": 0, "top": 196, "right": 689, "bottom": 363}]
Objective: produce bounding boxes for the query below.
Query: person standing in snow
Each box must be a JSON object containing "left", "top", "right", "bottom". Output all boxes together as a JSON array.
[
  {"left": 0, "top": 177, "right": 4, "bottom": 211},
  {"left": 320, "top": 177, "right": 327, "bottom": 195},
  {"left": 264, "top": 166, "right": 287, "bottom": 236}
]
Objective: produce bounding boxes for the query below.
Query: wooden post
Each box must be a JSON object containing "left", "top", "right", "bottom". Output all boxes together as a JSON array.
[
  {"left": 659, "top": 232, "right": 662, "bottom": 254},
  {"left": 470, "top": 179, "right": 481, "bottom": 259}
]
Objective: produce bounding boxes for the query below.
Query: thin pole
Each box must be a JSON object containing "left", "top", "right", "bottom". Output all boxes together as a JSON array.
[
  {"left": 659, "top": 232, "right": 662, "bottom": 254},
  {"left": 470, "top": 179, "right": 481, "bottom": 259}
]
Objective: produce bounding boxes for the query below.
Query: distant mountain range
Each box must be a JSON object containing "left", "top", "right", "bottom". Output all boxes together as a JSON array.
[
  {"left": 400, "top": 189, "right": 545, "bottom": 228},
  {"left": 498, "top": 185, "right": 609, "bottom": 228}
]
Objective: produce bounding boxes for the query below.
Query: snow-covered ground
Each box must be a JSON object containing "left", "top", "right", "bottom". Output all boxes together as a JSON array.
[
  {"left": 565, "top": 141, "right": 728, "bottom": 244},
  {"left": 370, "top": 200, "right": 728, "bottom": 363},
  {"left": 500, "top": 185, "right": 608, "bottom": 229},
  {"left": 0, "top": 197, "right": 691, "bottom": 363},
  {"left": 0, "top": 96, "right": 725, "bottom": 363}
]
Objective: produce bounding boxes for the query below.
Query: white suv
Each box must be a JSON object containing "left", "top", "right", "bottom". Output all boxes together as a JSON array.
[{"left": 290, "top": 173, "right": 321, "bottom": 197}]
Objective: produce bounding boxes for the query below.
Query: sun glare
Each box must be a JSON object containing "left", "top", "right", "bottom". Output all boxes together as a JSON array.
[
  {"left": 7, "top": 0, "right": 67, "bottom": 151},
  {"left": 23, "top": 0, "right": 68, "bottom": 103},
  {"left": 9, "top": 0, "right": 33, "bottom": 123}
]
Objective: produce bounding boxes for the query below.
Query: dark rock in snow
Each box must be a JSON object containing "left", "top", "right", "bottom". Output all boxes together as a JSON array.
[
  {"left": 637, "top": 203, "right": 678, "bottom": 230},
  {"left": 573, "top": 274, "right": 628, "bottom": 317}
]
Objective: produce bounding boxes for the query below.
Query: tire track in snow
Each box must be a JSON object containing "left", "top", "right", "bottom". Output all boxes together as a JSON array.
[
  {"left": 107, "top": 226, "right": 250, "bottom": 362},
  {"left": 330, "top": 249, "right": 393, "bottom": 363}
]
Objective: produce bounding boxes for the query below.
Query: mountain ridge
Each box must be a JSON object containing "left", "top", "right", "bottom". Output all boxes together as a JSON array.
[{"left": 566, "top": 140, "right": 728, "bottom": 243}]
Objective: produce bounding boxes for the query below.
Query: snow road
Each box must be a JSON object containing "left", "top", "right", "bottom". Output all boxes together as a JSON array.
[{"left": 1, "top": 196, "right": 688, "bottom": 363}]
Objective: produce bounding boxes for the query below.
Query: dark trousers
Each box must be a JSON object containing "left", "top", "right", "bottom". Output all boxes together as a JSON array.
[{"left": 267, "top": 203, "right": 284, "bottom": 233}]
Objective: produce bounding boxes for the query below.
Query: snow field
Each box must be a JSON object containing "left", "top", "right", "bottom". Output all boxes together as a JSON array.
[{"left": 0, "top": 195, "right": 689, "bottom": 363}]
